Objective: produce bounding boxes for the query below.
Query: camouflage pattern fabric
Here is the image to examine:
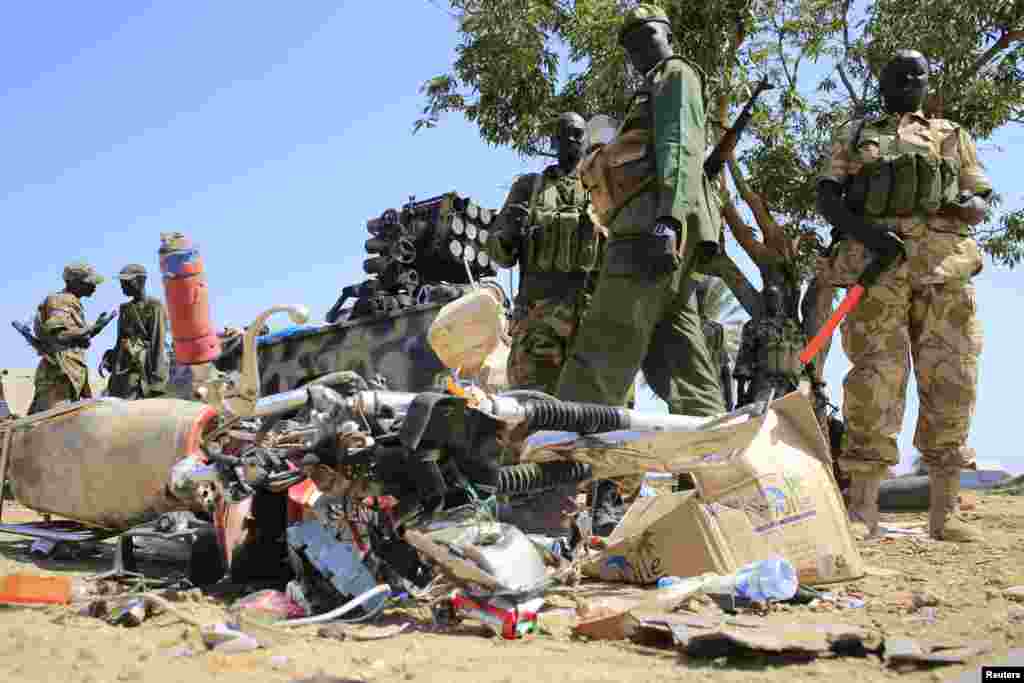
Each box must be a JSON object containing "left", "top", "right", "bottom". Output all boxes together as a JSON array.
[
  {"left": 820, "top": 110, "right": 989, "bottom": 470},
  {"left": 30, "top": 291, "right": 92, "bottom": 414},
  {"left": 214, "top": 293, "right": 465, "bottom": 395},
  {"left": 488, "top": 163, "right": 602, "bottom": 396},
  {"left": 507, "top": 294, "right": 583, "bottom": 395},
  {"left": 106, "top": 297, "right": 169, "bottom": 399}
]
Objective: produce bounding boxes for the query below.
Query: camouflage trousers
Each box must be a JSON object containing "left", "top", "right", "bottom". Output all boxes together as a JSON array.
[
  {"left": 508, "top": 292, "right": 586, "bottom": 396},
  {"left": 29, "top": 374, "right": 91, "bottom": 414},
  {"left": 838, "top": 244, "right": 982, "bottom": 471}
]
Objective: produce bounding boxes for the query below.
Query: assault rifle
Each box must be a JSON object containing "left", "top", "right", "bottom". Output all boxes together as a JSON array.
[{"left": 704, "top": 77, "right": 775, "bottom": 180}]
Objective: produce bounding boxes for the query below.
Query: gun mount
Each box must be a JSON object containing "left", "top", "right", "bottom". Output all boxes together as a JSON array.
[
  {"left": 211, "top": 192, "right": 504, "bottom": 398},
  {"left": 327, "top": 192, "right": 498, "bottom": 324}
]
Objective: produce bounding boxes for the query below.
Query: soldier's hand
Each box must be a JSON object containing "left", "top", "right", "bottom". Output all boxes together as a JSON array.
[
  {"left": 864, "top": 228, "right": 906, "bottom": 267},
  {"left": 501, "top": 205, "right": 529, "bottom": 242},
  {"left": 71, "top": 333, "right": 92, "bottom": 349},
  {"left": 91, "top": 310, "right": 117, "bottom": 336}
]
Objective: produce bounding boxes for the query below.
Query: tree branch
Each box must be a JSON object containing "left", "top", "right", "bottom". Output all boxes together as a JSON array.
[
  {"left": 835, "top": 0, "right": 863, "bottom": 110},
  {"left": 962, "top": 29, "right": 1024, "bottom": 83},
  {"left": 726, "top": 153, "right": 788, "bottom": 264},
  {"left": 721, "top": 193, "right": 776, "bottom": 267}
]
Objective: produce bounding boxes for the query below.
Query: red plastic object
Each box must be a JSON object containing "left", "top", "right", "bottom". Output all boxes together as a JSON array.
[
  {"left": 0, "top": 575, "right": 72, "bottom": 605},
  {"left": 799, "top": 284, "right": 865, "bottom": 365},
  {"left": 159, "top": 233, "right": 221, "bottom": 365}
]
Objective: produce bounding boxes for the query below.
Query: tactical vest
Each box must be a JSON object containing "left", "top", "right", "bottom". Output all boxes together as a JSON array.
[
  {"left": 523, "top": 170, "right": 606, "bottom": 275},
  {"left": 844, "top": 117, "right": 961, "bottom": 218},
  {"left": 756, "top": 318, "right": 804, "bottom": 379},
  {"left": 580, "top": 56, "right": 721, "bottom": 246}
]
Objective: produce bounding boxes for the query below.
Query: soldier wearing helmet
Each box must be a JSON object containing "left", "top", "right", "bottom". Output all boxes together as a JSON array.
[
  {"left": 28, "top": 262, "right": 115, "bottom": 413},
  {"left": 100, "top": 264, "right": 170, "bottom": 399}
]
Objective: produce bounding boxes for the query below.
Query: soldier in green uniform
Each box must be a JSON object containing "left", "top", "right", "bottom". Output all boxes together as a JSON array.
[
  {"left": 695, "top": 277, "right": 733, "bottom": 410},
  {"left": 554, "top": 4, "right": 725, "bottom": 420},
  {"left": 28, "top": 263, "right": 114, "bottom": 414},
  {"left": 100, "top": 264, "right": 170, "bottom": 399},
  {"left": 817, "top": 49, "right": 990, "bottom": 542}
]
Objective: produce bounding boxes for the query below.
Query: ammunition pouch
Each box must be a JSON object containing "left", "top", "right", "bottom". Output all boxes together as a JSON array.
[
  {"left": 605, "top": 227, "right": 679, "bottom": 281},
  {"left": 580, "top": 129, "right": 653, "bottom": 226},
  {"left": 517, "top": 271, "right": 589, "bottom": 303},
  {"left": 758, "top": 343, "right": 803, "bottom": 379},
  {"left": 846, "top": 153, "right": 960, "bottom": 218},
  {"left": 523, "top": 209, "right": 606, "bottom": 275}
]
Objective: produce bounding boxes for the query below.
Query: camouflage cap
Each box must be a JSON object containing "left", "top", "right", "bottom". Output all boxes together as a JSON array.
[
  {"left": 618, "top": 3, "right": 670, "bottom": 45},
  {"left": 117, "top": 263, "right": 148, "bottom": 280},
  {"left": 62, "top": 262, "right": 104, "bottom": 285}
]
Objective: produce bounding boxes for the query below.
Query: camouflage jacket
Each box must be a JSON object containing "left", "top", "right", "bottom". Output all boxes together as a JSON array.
[
  {"left": 109, "top": 296, "right": 169, "bottom": 393},
  {"left": 819, "top": 110, "right": 991, "bottom": 287},
  {"left": 487, "top": 163, "right": 588, "bottom": 267},
  {"left": 33, "top": 290, "right": 90, "bottom": 393}
]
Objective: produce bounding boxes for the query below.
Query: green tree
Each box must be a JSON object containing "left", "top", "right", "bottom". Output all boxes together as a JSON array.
[{"left": 417, "top": 0, "right": 1024, "bottom": 377}]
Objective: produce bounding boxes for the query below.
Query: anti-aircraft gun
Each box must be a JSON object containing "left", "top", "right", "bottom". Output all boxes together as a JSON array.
[{"left": 214, "top": 192, "right": 502, "bottom": 397}]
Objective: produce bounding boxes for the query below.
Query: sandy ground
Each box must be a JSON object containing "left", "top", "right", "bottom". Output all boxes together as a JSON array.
[{"left": 1, "top": 493, "right": 1023, "bottom": 683}]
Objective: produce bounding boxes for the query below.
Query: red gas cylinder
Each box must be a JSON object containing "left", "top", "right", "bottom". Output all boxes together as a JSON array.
[{"left": 159, "top": 232, "right": 221, "bottom": 365}]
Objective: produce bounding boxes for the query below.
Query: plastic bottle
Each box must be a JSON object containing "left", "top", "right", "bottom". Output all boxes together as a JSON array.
[
  {"left": 707, "top": 557, "right": 798, "bottom": 602},
  {"left": 656, "top": 576, "right": 683, "bottom": 589}
]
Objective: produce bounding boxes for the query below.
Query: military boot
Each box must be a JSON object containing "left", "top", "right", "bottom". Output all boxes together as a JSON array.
[
  {"left": 928, "top": 466, "right": 983, "bottom": 542},
  {"left": 845, "top": 464, "right": 886, "bottom": 540}
]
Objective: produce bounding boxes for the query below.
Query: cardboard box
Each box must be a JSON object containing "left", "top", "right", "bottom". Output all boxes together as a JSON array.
[{"left": 582, "top": 393, "right": 863, "bottom": 587}]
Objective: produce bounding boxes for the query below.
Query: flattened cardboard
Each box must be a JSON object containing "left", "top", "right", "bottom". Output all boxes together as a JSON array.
[{"left": 582, "top": 393, "right": 863, "bottom": 586}]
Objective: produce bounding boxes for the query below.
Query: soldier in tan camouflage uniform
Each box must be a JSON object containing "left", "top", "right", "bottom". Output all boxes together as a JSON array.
[
  {"left": 817, "top": 50, "right": 990, "bottom": 542},
  {"left": 28, "top": 263, "right": 114, "bottom": 414},
  {"left": 101, "top": 264, "right": 169, "bottom": 399}
]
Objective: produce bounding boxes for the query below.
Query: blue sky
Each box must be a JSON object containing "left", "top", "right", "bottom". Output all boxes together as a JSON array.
[{"left": 1, "top": 3, "right": 1020, "bottom": 474}]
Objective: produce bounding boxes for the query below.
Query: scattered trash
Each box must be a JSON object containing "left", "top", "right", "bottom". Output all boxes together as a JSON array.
[
  {"left": 863, "top": 565, "right": 901, "bottom": 578},
  {"left": 912, "top": 590, "right": 943, "bottom": 608},
  {"left": 883, "top": 638, "right": 992, "bottom": 667},
  {"left": 904, "top": 607, "right": 938, "bottom": 625},
  {"left": 579, "top": 404, "right": 864, "bottom": 587},
  {"left": 434, "top": 591, "right": 542, "bottom": 639},
  {"left": 705, "top": 557, "right": 799, "bottom": 603},
  {"left": 1003, "top": 586, "right": 1024, "bottom": 602},
  {"left": 233, "top": 589, "right": 308, "bottom": 624},
  {"left": 201, "top": 622, "right": 262, "bottom": 652},
  {"left": 319, "top": 622, "right": 413, "bottom": 642},
  {"left": 108, "top": 598, "right": 149, "bottom": 627},
  {"left": 277, "top": 584, "right": 391, "bottom": 628},
  {"left": 270, "top": 655, "right": 291, "bottom": 670},
  {"left": 656, "top": 576, "right": 684, "bottom": 589},
  {"left": 1008, "top": 605, "right": 1024, "bottom": 624},
  {"left": 666, "top": 615, "right": 873, "bottom": 657},
  {"left": 164, "top": 644, "right": 196, "bottom": 658},
  {"left": 0, "top": 573, "right": 88, "bottom": 605},
  {"left": 572, "top": 598, "right": 641, "bottom": 641}
]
